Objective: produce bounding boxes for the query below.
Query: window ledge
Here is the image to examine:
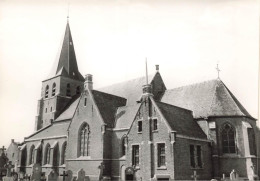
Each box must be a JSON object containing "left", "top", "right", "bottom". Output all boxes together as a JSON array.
[
  {"left": 157, "top": 166, "right": 167, "bottom": 170},
  {"left": 190, "top": 167, "right": 203, "bottom": 170},
  {"left": 152, "top": 130, "right": 158, "bottom": 133},
  {"left": 137, "top": 132, "right": 142, "bottom": 134}
]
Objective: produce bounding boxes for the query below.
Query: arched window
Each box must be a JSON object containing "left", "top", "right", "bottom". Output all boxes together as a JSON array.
[
  {"left": 52, "top": 83, "right": 56, "bottom": 96},
  {"left": 45, "top": 85, "right": 49, "bottom": 98},
  {"left": 29, "top": 145, "right": 35, "bottom": 165},
  {"left": 79, "top": 123, "right": 90, "bottom": 157},
  {"left": 66, "top": 83, "right": 71, "bottom": 96},
  {"left": 45, "top": 144, "right": 51, "bottom": 164},
  {"left": 20, "top": 147, "right": 27, "bottom": 172},
  {"left": 36, "top": 145, "right": 42, "bottom": 165},
  {"left": 221, "top": 123, "right": 236, "bottom": 153},
  {"left": 61, "top": 142, "right": 67, "bottom": 165},
  {"left": 76, "top": 86, "right": 81, "bottom": 95},
  {"left": 121, "top": 136, "right": 126, "bottom": 156}
]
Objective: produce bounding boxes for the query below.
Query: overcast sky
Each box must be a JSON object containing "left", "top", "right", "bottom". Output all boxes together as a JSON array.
[{"left": 0, "top": 0, "right": 258, "bottom": 147}]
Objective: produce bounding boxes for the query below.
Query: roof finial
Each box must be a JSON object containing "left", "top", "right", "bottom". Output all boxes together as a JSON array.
[
  {"left": 216, "top": 63, "right": 221, "bottom": 79},
  {"left": 145, "top": 57, "right": 148, "bottom": 84}
]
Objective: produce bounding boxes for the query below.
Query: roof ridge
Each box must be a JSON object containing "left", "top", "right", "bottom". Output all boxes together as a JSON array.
[
  {"left": 98, "top": 74, "right": 155, "bottom": 90},
  {"left": 167, "top": 79, "right": 219, "bottom": 91}
]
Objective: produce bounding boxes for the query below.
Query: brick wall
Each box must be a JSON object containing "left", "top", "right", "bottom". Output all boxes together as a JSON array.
[{"left": 66, "top": 90, "right": 104, "bottom": 177}]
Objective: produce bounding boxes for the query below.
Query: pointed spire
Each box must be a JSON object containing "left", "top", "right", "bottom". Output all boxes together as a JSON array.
[{"left": 55, "top": 21, "right": 84, "bottom": 81}]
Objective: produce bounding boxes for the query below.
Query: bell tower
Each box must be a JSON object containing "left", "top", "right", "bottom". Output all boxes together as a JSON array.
[{"left": 35, "top": 20, "right": 84, "bottom": 131}]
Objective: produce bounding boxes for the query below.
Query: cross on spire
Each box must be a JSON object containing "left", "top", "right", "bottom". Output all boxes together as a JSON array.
[{"left": 216, "top": 63, "right": 221, "bottom": 79}]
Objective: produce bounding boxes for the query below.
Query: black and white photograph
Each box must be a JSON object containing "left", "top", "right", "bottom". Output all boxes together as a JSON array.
[{"left": 0, "top": 0, "right": 259, "bottom": 180}]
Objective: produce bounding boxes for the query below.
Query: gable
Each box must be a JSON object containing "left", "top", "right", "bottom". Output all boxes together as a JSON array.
[{"left": 154, "top": 101, "right": 207, "bottom": 139}]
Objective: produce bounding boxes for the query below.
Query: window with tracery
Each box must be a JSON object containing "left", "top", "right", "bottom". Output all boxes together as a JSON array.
[
  {"left": 79, "top": 124, "right": 90, "bottom": 156},
  {"left": 45, "top": 144, "right": 51, "bottom": 164},
  {"left": 29, "top": 145, "right": 35, "bottom": 165},
  {"left": 222, "top": 123, "right": 236, "bottom": 154}
]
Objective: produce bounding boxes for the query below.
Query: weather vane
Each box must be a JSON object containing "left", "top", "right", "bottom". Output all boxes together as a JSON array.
[{"left": 216, "top": 63, "right": 221, "bottom": 79}]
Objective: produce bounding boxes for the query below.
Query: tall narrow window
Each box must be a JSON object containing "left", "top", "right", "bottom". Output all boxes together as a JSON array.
[
  {"left": 66, "top": 83, "right": 71, "bottom": 96},
  {"left": 248, "top": 128, "right": 256, "bottom": 155},
  {"left": 158, "top": 143, "right": 166, "bottom": 167},
  {"left": 222, "top": 123, "right": 236, "bottom": 153},
  {"left": 29, "top": 145, "right": 35, "bottom": 165},
  {"left": 153, "top": 118, "right": 158, "bottom": 131},
  {"left": 79, "top": 124, "right": 90, "bottom": 156},
  {"left": 138, "top": 121, "right": 142, "bottom": 133},
  {"left": 197, "top": 145, "right": 202, "bottom": 168},
  {"left": 45, "top": 144, "right": 51, "bottom": 164},
  {"left": 190, "top": 145, "right": 195, "bottom": 168},
  {"left": 36, "top": 146, "right": 42, "bottom": 165},
  {"left": 61, "top": 142, "right": 67, "bottom": 165},
  {"left": 76, "top": 86, "right": 81, "bottom": 95},
  {"left": 84, "top": 97, "right": 87, "bottom": 107},
  {"left": 121, "top": 136, "right": 126, "bottom": 156},
  {"left": 52, "top": 83, "right": 56, "bottom": 96},
  {"left": 132, "top": 145, "right": 139, "bottom": 166},
  {"left": 45, "top": 85, "right": 49, "bottom": 98}
]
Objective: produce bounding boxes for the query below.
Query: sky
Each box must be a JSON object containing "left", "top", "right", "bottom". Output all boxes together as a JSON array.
[{"left": 0, "top": 0, "right": 259, "bottom": 147}]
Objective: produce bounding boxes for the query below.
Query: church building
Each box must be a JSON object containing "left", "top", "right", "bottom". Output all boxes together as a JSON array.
[{"left": 16, "top": 21, "right": 259, "bottom": 181}]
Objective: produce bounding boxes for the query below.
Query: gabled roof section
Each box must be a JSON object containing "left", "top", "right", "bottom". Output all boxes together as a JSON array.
[
  {"left": 155, "top": 101, "right": 207, "bottom": 139},
  {"left": 25, "top": 121, "right": 70, "bottom": 141},
  {"left": 55, "top": 95, "right": 81, "bottom": 122},
  {"left": 47, "top": 22, "right": 84, "bottom": 81},
  {"left": 91, "top": 90, "right": 127, "bottom": 127},
  {"left": 161, "top": 79, "right": 253, "bottom": 119},
  {"left": 98, "top": 74, "right": 157, "bottom": 105},
  {"left": 114, "top": 103, "right": 141, "bottom": 129}
]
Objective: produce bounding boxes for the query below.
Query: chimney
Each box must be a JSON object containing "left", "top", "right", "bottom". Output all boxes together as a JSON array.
[
  {"left": 84, "top": 74, "right": 93, "bottom": 90},
  {"left": 156, "top": 65, "right": 159, "bottom": 72},
  {"left": 11, "top": 139, "right": 14, "bottom": 143}
]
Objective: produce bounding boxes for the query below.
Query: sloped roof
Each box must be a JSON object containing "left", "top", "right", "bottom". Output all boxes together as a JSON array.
[
  {"left": 156, "top": 101, "right": 206, "bottom": 139},
  {"left": 114, "top": 103, "right": 141, "bottom": 129},
  {"left": 46, "top": 22, "right": 84, "bottom": 81},
  {"left": 25, "top": 121, "right": 70, "bottom": 141},
  {"left": 161, "top": 79, "right": 253, "bottom": 119},
  {"left": 92, "top": 90, "right": 127, "bottom": 127},
  {"left": 98, "top": 74, "right": 154, "bottom": 105},
  {"left": 55, "top": 96, "right": 80, "bottom": 121}
]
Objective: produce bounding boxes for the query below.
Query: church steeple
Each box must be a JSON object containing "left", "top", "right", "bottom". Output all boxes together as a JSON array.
[
  {"left": 55, "top": 21, "right": 84, "bottom": 81},
  {"left": 35, "top": 21, "right": 84, "bottom": 131}
]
